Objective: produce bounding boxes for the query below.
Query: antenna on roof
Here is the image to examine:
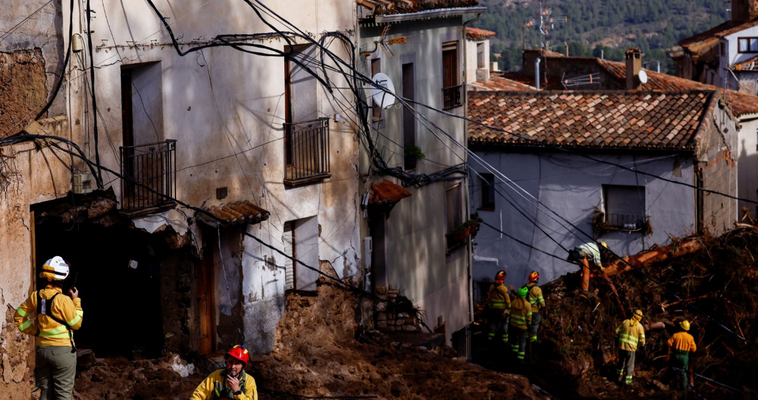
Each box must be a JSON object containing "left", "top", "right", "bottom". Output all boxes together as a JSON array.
[
  {"left": 363, "top": 25, "right": 406, "bottom": 58},
  {"left": 562, "top": 72, "right": 602, "bottom": 89}
]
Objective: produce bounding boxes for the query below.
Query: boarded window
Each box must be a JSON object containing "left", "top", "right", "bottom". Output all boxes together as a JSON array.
[{"left": 603, "top": 185, "right": 646, "bottom": 229}]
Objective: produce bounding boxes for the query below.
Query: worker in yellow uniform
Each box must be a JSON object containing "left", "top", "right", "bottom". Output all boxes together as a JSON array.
[
  {"left": 615, "top": 309, "right": 646, "bottom": 385},
  {"left": 667, "top": 320, "right": 697, "bottom": 391},
  {"left": 191, "top": 345, "right": 258, "bottom": 400},
  {"left": 485, "top": 270, "right": 511, "bottom": 344},
  {"left": 509, "top": 286, "right": 532, "bottom": 364},
  {"left": 525, "top": 271, "right": 546, "bottom": 343},
  {"left": 567, "top": 241, "right": 608, "bottom": 291},
  {"left": 14, "top": 256, "right": 83, "bottom": 400}
]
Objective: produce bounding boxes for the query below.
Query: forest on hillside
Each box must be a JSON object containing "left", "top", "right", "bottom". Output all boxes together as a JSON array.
[{"left": 474, "top": 0, "right": 729, "bottom": 72}]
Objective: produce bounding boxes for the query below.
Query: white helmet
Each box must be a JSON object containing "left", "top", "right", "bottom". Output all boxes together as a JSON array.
[{"left": 41, "top": 256, "right": 70, "bottom": 281}]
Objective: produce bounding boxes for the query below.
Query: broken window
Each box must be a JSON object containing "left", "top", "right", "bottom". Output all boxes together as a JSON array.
[
  {"left": 442, "top": 41, "right": 462, "bottom": 109},
  {"left": 479, "top": 173, "right": 495, "bottom": 210},
  {"left": 603, "top": 184, "right": 647, "bottom": 230},
  {"left": 738, "top": 37, "right": 758, "bottom": 53}
]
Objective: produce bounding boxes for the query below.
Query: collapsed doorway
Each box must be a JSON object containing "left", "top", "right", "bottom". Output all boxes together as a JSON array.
[{"left": 33, "top": 209, "right": 165, "bottom": 358}]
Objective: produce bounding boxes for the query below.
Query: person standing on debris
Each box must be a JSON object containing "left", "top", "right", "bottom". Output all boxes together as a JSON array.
[
  {"left": 525, "top": 271, "right": 546, "bottom": 343},
  {"left": 567, "top": 241, "right": 608, "bottom": 291},
  {"left": 14, "top": 256, "right": 83, "bottom": 400},
  {"left": 486, "top": 270, "right": 511, "bottom": 344},
  {"left": 509, "top": 286, "right": 532, "bottom": 364},
  {"left": 667, "top": 320, "right": 697, "bottom": 391},
  {"left": 615, "top": 309, "right": 646, "bottom": 385},
  {"left": 191, "top": 345, "right": 258, "bottom": 400}
]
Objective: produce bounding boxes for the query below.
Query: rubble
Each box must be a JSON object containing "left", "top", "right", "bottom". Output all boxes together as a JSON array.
[{"left": 473, "top": 229, "right": 758, "bottom": 399}]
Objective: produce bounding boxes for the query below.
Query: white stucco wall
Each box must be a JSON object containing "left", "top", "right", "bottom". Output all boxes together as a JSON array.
[
  {"left": 469, "top": 151, "right": 697, "bottom": 291},
  {"left": 721, "top": 26, "right": 758, "bottom": 88},
  {"left": 359, "top": 15, "right": 472, "bottom": 344},
  {"left": 465, "top": 38, "right": 490, "bottom": 83},
  {"left": 72, "top": 0, "right": 361, "bottom": 354}
]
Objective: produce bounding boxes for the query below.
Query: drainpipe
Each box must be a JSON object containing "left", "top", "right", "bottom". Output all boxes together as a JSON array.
[
  {"left": 462, "top": 13, "right": 481, "bottom": 327},
  {"left": 535, "top": 57, "right": 541, "bottom": 89}
]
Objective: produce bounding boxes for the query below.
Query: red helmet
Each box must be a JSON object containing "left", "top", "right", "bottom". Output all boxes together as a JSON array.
[
  {"left": 494, "top": 270, "right": 506, "bottom": 284},
  {"left": 528, "top": 271, "right": 540, "bottom": 283},
  {"left": 226, "top": 345, "right": 249, "bottom": 365}
]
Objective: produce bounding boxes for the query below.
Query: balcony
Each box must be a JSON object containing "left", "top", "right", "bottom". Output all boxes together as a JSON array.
[
  {"left": 442, "top": 84, "right": 463, "bottom": 109},
  {"left": 284, "top": 118, "right": 330, "bottom": 186},
  {"left": 605, "top": 213, "right": 647, "bottom": 230},
  {"left": 120, "top": 140, "right": 176, "bottom": 213}
]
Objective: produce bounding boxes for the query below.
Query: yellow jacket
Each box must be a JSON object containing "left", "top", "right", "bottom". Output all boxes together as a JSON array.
[
  {"left": 668, "top": 331, "right": 696, "bottom": 353},
  {"left": 616, "top": 319, "right": 645, "bottom": 352},
  {"left": 14, "top": 286, "right": 83, "bottom": 347},
  {"left": 526, "top": 283, "right": 546, "bottom": 311},
  {"left": 486, "top": 284, "right": 511, "bottom": 311},
  {"left": 509, "top": 297, "right": 532, "bottom": 330},
  {"left": 190, "top": 369, "right": 257, "bottom": 400}
]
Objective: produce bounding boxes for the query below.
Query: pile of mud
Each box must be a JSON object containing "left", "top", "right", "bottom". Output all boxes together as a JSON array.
[
  {"left": 499, "top": 229, "right": 758, "bottom": 399},
  {"left": 253, "top": 280, "right": 550, "bottom": 400}
]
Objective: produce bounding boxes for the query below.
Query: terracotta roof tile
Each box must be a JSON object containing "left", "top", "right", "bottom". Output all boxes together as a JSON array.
[
  {"left": 679, "top": 19, "right": 758, "bottom": 54},
  {"left": 369, "top": 180, "right": 411, "bottom": 205},
  {"left": 357, "top": 0, "right": 479, "bottom": 15},
  {"left": 468, "top": 90, "right": 714, "bottom": 150},
  {"left": 468, "top": 76, "right": 535, "bottom": 91},
  {"left": 466, "top": 27, "right": 496, "bottom": 40},
  {"left": 198, "top": 200, "right": 270, "bottom": 228},
  {"left": 732, "top": 54, "right": 758, "bottom": 70}
]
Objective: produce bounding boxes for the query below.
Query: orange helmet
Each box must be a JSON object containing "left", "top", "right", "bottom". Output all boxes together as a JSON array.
[
  {"left": 494, "top": 270, "right": 506, "bottom": 284},
  {"left": 528, "top": 271, "right": 540, "bottom": 283},
  {"left": 226, "top": 345, "right": 249, "bottom": 365}
]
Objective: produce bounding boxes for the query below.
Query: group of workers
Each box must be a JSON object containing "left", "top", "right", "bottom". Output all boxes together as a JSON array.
[
  {"left": 13, "top": 255, "right": 258, "bottom": 400},
  {"left": 484, "top": 239, "right": 699, "bottom": 393},
  {"left": 485, "top": 269, "right": 546, "bottom": 364}
]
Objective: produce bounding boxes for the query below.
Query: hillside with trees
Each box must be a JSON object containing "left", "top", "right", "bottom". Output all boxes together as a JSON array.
[{"left": 475, "top": 0, "right": 728, "bottom": 72}]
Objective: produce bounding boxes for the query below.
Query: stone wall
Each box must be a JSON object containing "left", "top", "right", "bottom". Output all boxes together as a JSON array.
[{"left": 374, "top": 286, "right": 420, "bottom": 333}]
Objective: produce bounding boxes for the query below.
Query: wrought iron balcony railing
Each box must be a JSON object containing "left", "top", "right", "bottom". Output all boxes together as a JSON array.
[
  {"left": 605, "top": 213, "right": 646, "bottom": 230},
  {"left": 120, "top": 140, "right": 176, "bottom": 211},
  {"left": 442, "top": 84, "right": 463, "bottom": 109},
  {"left": 283, "top": 118, "right": 330, "bottom": 185}
]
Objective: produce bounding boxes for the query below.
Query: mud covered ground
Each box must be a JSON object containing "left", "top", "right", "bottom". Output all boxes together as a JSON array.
[
  {"left": 71, "top": 280, "right": 550, "bottom": 400},
  {"left": 475, "top": 229, "right": 758, "bottom": 400}
]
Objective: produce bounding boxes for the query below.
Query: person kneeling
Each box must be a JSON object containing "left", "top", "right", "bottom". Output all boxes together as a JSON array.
[{"left": 191, "top": 345, "right": 258, "bottom": 400}]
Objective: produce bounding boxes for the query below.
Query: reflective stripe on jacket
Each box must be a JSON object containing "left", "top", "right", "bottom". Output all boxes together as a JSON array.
[
  {"left": 14, "top": 286, "right": 83, "bottom": 347},
  {"left": 526, "top": 283, "right": 546, "bottom": 310},
  {"left": 486, "top": 284, "right": 511, "bottom": 310},
  {"left": 509, "top": 297, "right": 532, "bottom": 330},
  {"left": 616, "top": 319, "right": 645, "bottom": 352},
  {"left": 190, "top": 369, "right": 258, "bottom": 400},
  {"left": 668, "top": 331, "right": 696, "bottom": 353}
]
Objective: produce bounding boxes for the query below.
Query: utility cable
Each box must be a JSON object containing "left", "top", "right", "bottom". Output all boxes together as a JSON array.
[
  {"left": 479, "top": 220, "right": 564, "bottom": 261},
  {"left": 85, "top": 0, "right": 103, "bottom": 187}
]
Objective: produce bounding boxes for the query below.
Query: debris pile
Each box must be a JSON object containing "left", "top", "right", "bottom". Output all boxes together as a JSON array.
[{"left": 480, "top": 229, "right": 758, "bottom": 399}]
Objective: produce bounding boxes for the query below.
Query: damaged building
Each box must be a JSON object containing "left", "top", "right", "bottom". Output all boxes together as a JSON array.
[{"left": 1, "top": 0, "right": 362, "bottom": 394}]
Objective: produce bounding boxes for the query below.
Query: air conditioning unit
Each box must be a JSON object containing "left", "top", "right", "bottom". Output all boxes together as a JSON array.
[{"left": 73, "top": 173, "right": 93, "bottom": 194}]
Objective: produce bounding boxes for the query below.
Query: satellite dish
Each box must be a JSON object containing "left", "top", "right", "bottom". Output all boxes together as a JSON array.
[
  {"left": 638, "top": 70, "right": 648, "bottom": 84},
  {"left": 371, "top": 73, "right": 396, "bottom": 109}
]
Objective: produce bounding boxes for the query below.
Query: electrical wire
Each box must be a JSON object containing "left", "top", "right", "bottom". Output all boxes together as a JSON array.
[{"left": 479, "top": 220, "right": 564, "bottom": 261}]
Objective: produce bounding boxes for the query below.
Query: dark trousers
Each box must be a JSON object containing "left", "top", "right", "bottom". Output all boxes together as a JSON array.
[
  {"left": 487, "top": 309, "right": 509, "bottom": 342},
  {"left": 669, "top": 350, "right": 690, "bottom": 391}
]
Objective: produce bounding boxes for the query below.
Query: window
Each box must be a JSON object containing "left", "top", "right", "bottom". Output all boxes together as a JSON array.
[
  {"left": 477, "top": 42, "right": 485, "bottom": 69},
  {"left": 402, "top": 63, "right": 418, "bottom": 169},
  {"left": 721, "top": 41, "right": 726, "bottom": 57},
  {"left": 479, "top": 173, "right": 495, "bottom": 210},
  {"left": 371, "top": 58, "right": 382, "bottom": 122},
  {"left": 603, "top": 185, "right": 646, "bottom": 230},
  {"left": 738, "top": 37, "right": 758, "bottom": 53},
  {"left": 446, "top": 183, "right": 463, "bottom": 233},
  {"left": 283, "top": 217, "right": 319, "bottom": 291},
  {"left": 442, "top": 41, "right": 462, "bottom": 109}
]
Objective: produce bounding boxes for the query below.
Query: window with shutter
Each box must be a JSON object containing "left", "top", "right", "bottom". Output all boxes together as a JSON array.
[{"left": 603, "top": 185, "right": 647, "bottom": 230}]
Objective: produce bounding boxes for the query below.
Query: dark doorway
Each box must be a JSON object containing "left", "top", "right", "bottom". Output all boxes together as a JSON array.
[{"left": 33, "top": 214, "right": 164, "bottom": 358}]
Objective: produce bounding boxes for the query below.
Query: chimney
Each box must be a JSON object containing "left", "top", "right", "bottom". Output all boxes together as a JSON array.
[
  {"left": 732, "top": 0, "right": 758, "bottom": 21},
  {"left": 625, "top": 48, "right": 642, "bottom": 90}
]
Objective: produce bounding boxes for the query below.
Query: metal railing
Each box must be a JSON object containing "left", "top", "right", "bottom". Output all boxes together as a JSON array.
[
  {"left": 605, "top": 213, "right": 646, "bottom": 230},
  {"left": 120, "top": 140, "right": 176, "bottom": 211},
  {"left": 284, "top": 118, "right": 330, "bottom": 184},
  {"left": 451, "top": 322, "right": 473, "bottom": 361},
  {"left": 442, "top": 84, "right": 463, "bottom": 109}
]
